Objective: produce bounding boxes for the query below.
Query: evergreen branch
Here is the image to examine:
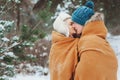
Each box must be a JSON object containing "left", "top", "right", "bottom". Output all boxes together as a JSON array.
[
  {"left": 2, "top": 42, "right": 21, "bottom": 52},
  {"left": 32, "top": 20, "right": 43, "bottom": 32},
  {"left": 0, "top": 42, "right": 5, "bottom": 48},
  {"left": 0, "top": 4, "right": 16, "bottom": 17}
]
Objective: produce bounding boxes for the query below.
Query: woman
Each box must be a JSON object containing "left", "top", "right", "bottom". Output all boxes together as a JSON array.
[{"left": 49, "top": 12, "right": 79, "bottom": 80}]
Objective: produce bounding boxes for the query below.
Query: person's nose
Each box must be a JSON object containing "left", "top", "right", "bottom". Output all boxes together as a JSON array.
[{"left": 71, "top": 27, "right": 76, "bottom": 34}]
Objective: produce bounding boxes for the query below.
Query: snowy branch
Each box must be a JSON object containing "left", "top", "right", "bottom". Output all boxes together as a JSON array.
[{"left": 1, "top": 42, "right": 20, "bottom": 52}]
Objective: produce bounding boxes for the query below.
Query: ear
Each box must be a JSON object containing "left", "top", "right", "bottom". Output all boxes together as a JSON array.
[{"left": 85, "top": 12, "right": 104, "bottom": 24}]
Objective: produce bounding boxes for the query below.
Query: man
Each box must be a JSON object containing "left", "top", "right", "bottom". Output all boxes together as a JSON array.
[
  {"left": 71, "top": 1, "right": 118, "bottom": 80},
  {"left": 72, "top": 12, "right": 118, "bottom": 80}
]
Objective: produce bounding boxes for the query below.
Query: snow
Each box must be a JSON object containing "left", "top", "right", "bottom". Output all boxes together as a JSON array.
[
  {"left": 27, "top": 54, "right": 36, "bottom": 58},
  {"left": 0, "top": 20, "right": 14, "bottom": 27},
  {"left": 4, "top": 52, "right": 17, "bottom": 58},
  {"left": 31, "top": 0, "right": 38, "bottom": 4},
  {"left": 40, "top": 52, "right": 47, "bottom": 57},
  {"left": 22, "top": 41, "right": 34, "bottom": 46},
  {"left": 2, "top": 37, "right": 10, "bottom": 42},
  {"left": 12, "top": 36, "right": 19, "bottom": 41},
  {"left": 7, "top": 0, "right": 21, "bottom": 3},
  {"left": 0, "top": 24, "right": 5, "bottom": 31},
  {"left": 99, "top": 8, "right": 104, "bottom": 11},
  {"left": 9, "top": 74, "right": 50, "bottom": 80},
  {"left": 11, "top": 42, "right": 19, "bottom": 47},
  {"left": 107, "top": 34, "right": 120, "bottom": 80},
  {"left": 107, "top": 33, "right": 120, "bottom": 55},
  {"left": 117, "top": 56, "right": 120, "bottom": 80},
  {"left": 7, "top": 34, "right": 120, "bottom": 80}
]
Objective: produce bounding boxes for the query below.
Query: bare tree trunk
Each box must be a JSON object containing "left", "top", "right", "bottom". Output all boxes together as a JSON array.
[{"left": 16, "top": 3, "right": 20, "bottom": 33}]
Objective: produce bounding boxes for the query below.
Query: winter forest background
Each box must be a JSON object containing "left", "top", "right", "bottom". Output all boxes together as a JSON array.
[{"left": 0, "top": 0, "right": 120, "bottom": 80}]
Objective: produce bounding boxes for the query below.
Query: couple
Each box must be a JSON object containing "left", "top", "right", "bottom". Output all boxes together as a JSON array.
[{"left": 49, "top": 1, "right": 118, "bottom": 80}]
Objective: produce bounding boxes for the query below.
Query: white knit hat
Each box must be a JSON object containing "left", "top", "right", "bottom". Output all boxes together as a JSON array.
[{"left": 53, "top": 12, "right": 71, "bottom": 37}]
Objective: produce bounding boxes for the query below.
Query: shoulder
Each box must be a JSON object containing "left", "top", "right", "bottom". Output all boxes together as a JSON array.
[{"left": 85, "top": 12, "right": 104, "bottom": 25}]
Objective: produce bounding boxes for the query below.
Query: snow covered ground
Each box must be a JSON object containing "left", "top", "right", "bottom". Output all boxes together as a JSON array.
[
  {"left": 107, "top": 34, "right": 120, "bottom": 80},
  {"left": 10, "top": 33, "right": 120, "bottom": 80},
  {"left": 9, "top": 74, "right": 50, "bottom": 80}
]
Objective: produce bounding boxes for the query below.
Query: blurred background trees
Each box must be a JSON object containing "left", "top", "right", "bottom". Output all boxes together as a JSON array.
[
  {"left": 0, "top": 0, "right": 120, "bottom": 79},
  {"left": 33, "top": 0, "right": 120, "bottom": 33}
]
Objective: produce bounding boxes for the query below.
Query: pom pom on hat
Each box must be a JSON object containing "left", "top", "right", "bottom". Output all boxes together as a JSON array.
[
  {"left": 85, "top": 0, "right": 94, "bottom": 9},
  {"left": 72, "top": 1, "right": 95, "bottom": 25}
]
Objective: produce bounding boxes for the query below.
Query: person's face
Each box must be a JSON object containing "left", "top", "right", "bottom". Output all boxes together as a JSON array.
[
  {"left": 71, "top": 22, "right": 83, "bottom": 34},
  {"left": 64, "top": 18, "right": 83, "bottom": 38},
  {"left": 64, "top": 18, "right": 75, "bottom": 37},
  {"left": 69, "top": 22, "right": 83, "bottom": 38}
]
